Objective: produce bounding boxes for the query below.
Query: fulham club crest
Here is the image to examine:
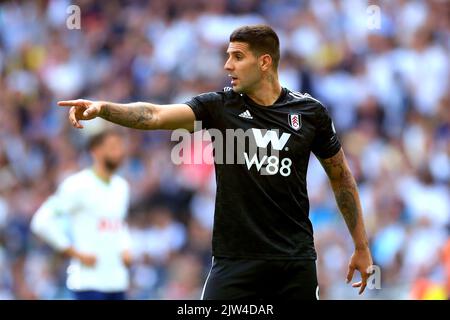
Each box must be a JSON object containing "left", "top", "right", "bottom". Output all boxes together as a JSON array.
[{"left": 288, "top": 113, "right": 301, "bottom": 131}]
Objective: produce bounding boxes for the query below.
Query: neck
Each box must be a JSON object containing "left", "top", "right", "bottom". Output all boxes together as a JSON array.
[
  {"left": 92, "top": 164, "right": 112, "bottom": 183},
  {"left": 246, "top": 72, "right": 282, "bottom": 106}
]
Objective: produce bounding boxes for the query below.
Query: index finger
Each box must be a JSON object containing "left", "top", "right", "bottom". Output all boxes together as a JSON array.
[{"left": 58, "top": 100, "right": 86, "bottom": 107}]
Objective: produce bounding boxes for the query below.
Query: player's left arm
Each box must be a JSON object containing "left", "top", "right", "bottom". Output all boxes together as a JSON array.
[
  {"left": 119, "top": 224, "right": 133, "bottom": 268},
  {"left": 318, "top": 148, "right": 373, "bottom": 295},
  {"left": 120, "top": 183, "right": 133, "bottom": 268}
]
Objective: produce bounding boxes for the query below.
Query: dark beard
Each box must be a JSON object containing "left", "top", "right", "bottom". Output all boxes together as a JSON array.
[{"left": 104, "top": 158, "right": 120, "bottom": 172}]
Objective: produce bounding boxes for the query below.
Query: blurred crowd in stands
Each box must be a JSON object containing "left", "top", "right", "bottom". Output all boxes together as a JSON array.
[{"left": 0, "top": 0, "right": 448, "bottom": 299}]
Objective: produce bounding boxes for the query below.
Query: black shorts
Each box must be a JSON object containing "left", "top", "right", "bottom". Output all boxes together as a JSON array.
[{"left": 201, "top": 257, "right": 319, "bottom": 300}]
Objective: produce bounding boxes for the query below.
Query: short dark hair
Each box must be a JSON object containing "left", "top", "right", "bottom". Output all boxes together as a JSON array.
[
  {"left": 230, "top": 25, "right": 280, "bottom": 69},
  {"left": 87, "top": 129, "right": 122, "bottom": 151}
]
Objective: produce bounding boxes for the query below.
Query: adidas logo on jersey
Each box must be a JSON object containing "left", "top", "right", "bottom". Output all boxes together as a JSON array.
[{"left": 238, "top": 110, "right": 253, "bottom": 119}]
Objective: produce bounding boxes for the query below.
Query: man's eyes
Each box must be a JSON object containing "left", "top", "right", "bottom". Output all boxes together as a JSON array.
[{"left": 226, "top": 53, "right": 243, "bottom": 61}]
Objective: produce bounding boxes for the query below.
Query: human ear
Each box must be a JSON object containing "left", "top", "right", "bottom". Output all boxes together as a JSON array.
[{"left": 260, "top": 54, "right": 272, "bottom": 71}]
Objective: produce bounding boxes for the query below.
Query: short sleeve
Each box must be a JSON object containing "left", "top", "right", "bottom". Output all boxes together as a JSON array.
[
  {"left": 184, "top": 92, "right": 223, "bottom": 130},
  {"left": 30, "top": 176, "right": 81, "bottom": 251},
  {"left": 311, "top": 104, "right": 341, "bottom": 159},
  {"left": 52, "top": 176, "right": 82, "bottom": 214}
]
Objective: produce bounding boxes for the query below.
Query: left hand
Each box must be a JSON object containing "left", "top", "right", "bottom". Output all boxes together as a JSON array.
[{"left": 346, "top": 246, "right": 373, "bottom": 295}]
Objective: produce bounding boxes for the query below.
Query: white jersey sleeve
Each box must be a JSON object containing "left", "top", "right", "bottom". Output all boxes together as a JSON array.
[{"left": 31, "top": 175, "right": 81, "bottom": 251}]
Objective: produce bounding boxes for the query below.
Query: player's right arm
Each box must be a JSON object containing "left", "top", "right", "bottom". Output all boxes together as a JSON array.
[
  {"left": 31, "top": 196, "right": 72, "bottom": 252},
  {"left": 57, "top": 100, "right": 196, "bottom": 131},
  {"left": 31, "top": 181, "right": 96, "bottom": 266}
]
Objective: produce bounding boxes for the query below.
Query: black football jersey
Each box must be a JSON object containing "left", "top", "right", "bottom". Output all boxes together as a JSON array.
[{"left": 185, "top": 87, "right": 341, "bottom": 260}]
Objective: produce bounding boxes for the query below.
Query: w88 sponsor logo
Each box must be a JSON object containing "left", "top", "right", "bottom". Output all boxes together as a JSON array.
[{"left": 243, "top": 128, "right": 292, "bottom": 176}]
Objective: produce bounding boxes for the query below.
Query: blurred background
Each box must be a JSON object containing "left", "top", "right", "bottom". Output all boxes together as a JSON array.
[{"left": 0, "top": 0, "right": 448, "bottom": 300}]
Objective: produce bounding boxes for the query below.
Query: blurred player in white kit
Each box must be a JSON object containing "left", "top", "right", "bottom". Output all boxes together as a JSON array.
[{"left": 31, "top": 129, "right": 132, "bottom": 300}]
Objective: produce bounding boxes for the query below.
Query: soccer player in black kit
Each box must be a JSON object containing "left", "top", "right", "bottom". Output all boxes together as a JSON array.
[{"left": 59, "top": 25, "right": 373, "bottom": 300}]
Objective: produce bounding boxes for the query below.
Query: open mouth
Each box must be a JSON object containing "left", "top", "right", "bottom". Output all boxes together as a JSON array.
[{"left": 229, "top": 75, "right": 238, "bottom": 84}]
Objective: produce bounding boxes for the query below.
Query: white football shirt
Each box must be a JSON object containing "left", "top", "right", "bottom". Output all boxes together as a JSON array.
[{"left": 31, "top": 168, "right": 131, "bottom": 292}]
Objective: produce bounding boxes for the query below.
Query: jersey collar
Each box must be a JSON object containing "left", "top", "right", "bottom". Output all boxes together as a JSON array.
[{"left": 243, "top": 87, "right": 288, "bottom": 108}]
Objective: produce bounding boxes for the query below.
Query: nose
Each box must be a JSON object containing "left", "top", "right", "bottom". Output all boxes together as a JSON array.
[{"left": 224, "top": 57, "right": 233, "bottom": 71}]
